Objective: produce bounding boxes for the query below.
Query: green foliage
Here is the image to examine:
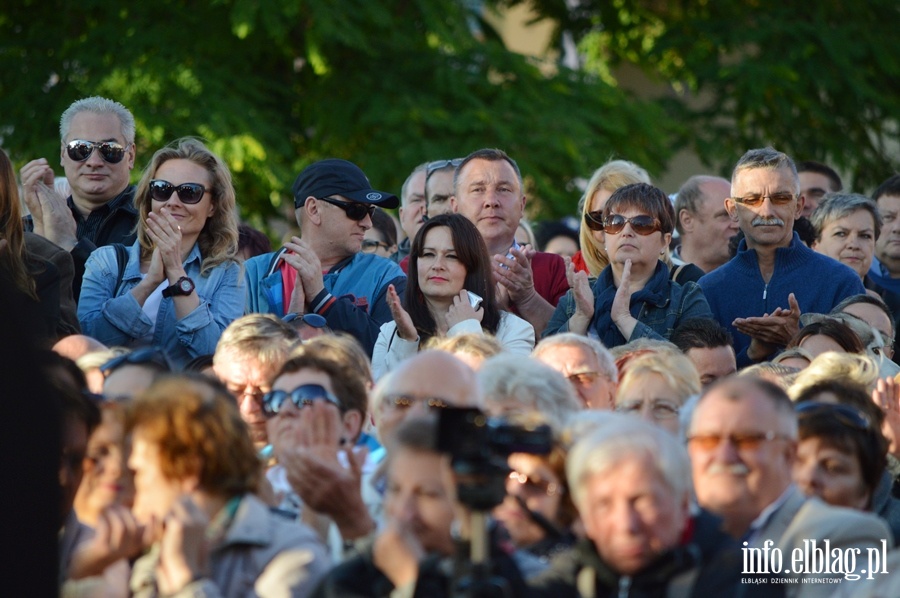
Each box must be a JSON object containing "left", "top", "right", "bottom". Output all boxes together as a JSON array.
[
  {"left": 506, "top": 0, "right": 900, "bottom": 191},
  {"left": 0, "top": 0, "right": 676, "bottom": 225}
]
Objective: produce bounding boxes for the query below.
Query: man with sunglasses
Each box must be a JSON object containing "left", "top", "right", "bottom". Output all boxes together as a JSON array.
[
  {"left": 698, "top": 148, "right": 864, "bottom": 367},
  {"left": 245, "top": 158, "right": 405, "bottom": 356},
  {"left": 688, "top": 375, "right": 891, "bottom": 593},
  {"left": 20, "top": 96, "right": 138, "bottom": 300}
]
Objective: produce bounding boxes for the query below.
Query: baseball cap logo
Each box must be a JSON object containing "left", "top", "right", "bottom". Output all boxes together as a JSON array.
[{"left": 366, "top": 192, "right": 382, "bottom": 201}]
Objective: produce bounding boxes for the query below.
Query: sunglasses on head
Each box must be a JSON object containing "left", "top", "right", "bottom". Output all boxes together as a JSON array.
[
  {"left": 65, "top": 140, "right": 127, "bottom": 164},
  {"left": 261, "top": 384, "right": 340, "bottom": 418},
  {"left": 426, "top": 158, "right": 464, "bottom": 175},
  {"left": 732, "top": 192, "right": 795, "bottom": 207},
  {"left": 282, "top": 312, "right": 328, "bottom": 328},
  {"left": 602, "top": 214, "right": 661, "bottom": 235},
  {"left": 796, "top": 401, "right": 871, "bottom": 431},
  {"left": 149, "top": 179, "right": 208, "bottom": 204},
  {"left": 100, "top": 346, "right": 173, "bottom": 377},
  {"left": 318, "top": 196, "right": 376, "bottom": 221}
]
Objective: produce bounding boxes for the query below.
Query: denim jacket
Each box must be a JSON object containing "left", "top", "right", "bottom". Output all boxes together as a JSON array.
[
  {"left": 78, "top": 241, "right": 244, "bottom": 367},
  {"left": 543, "top": 263, "right": 712, "bottom": 347}
]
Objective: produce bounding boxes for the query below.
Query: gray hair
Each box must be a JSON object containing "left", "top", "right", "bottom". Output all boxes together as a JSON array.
[
  {"left": 213, "top": 314, "right": 298, "bottom": 368},
  {"left": 60, "top": 96, "right": 136, "bottom": 145},
  {"left": 566, "top": 414, "right": 692, "bottom": 511},
  {"left": 674, "top": 175, "right": 728, "bottom": 235},
  {"left": 731, "top": 147, "right": 799, "bottom": 195},
  {"left": 478, "top": 354, "right": 580, "bottom": 430},
  {"left": 809, "top": 192, "right": 882, "bottom": 241},
  {"left": 533, "top": 333, "right": 618, "bottom": 384},
  {"left": 401, "top": 162, "right": 428, "bottom": 207}
]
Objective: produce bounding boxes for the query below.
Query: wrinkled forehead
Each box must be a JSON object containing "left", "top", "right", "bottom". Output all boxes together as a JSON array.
[{"left": 732, "top": 166, "right": 799, "bottom": 196}]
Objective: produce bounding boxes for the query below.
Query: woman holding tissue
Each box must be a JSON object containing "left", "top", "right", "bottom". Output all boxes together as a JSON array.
[
  {"left": 78, "top": 138, "right": 243, "bottom": 367},
  {"left": 371, "top": 213, "right": 533, "bottom": 378},
  {"left": 544, "top": 183, "right": 711, "bottom": 348}
]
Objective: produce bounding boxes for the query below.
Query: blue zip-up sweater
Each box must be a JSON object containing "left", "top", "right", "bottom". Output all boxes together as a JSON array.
[
  {"left": 698, "top": 232, "right": 866, "bottom": 367},
  {"left": 244, "top": 249, "right": 406, "bottom": 355}
]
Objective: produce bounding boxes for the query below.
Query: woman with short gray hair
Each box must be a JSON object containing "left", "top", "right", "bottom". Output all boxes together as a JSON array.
[{"left": 810, "top": 192, "right": 881, "bottom": 280}]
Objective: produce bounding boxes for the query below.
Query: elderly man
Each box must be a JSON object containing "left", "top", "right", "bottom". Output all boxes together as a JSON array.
[
  {"left": 212, "top": 314, "right": 298, "bottom": 452},
  {"left": 797, "top": 160, "right": 843, "bottom": 219},
  {"left": 669, "top": 318, "right": 737, "bottom": 388},
  {"left": 20, "top": 97, "right": 138, "bottom": 299},
  {"left": 450, "top": 148, "right": 568, "bottom": 335},
  {"left": 395, "top": 163, "right": 427, "bottom": 262},
  {"left": 673, "top": 175, "right": 739, "bottom": 273},
  {"left": 244, "top": 159, "right": 405, "bottom": 355},
  {"left": 530, "top": 415, "right": 766, "bottom": 597},
  {"left": 532, "top": 333, "right": 617, "bottom": 409},
  {"left": 688, "top": 376, "right": 891, "bottom": 594},
  {"left": 698, "top": 148, "right": 865, "bottom": 366}
]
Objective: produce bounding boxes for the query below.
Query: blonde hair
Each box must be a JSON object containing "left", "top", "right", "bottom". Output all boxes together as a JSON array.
[
  {"left": 579, "top": 160, "right": 651, "bottom": 275},
  {"left": 134, "top": 138, "right": 239, "bottom": 275},
  {"left": 423, "top": 333, "right": 503, "bottom": 362},
  {"left": 789, "top": 352, "right": 880, "bottom": 400},
  {"left": 616, "top": 352, "right": 701, "bottom": 407}
]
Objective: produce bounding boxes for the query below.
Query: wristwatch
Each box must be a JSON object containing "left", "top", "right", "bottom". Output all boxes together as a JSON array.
[{"left": 162, "top": 276, "right": 195, "bottom": 298}]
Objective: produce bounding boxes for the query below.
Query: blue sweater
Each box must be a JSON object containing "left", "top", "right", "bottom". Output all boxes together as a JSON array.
[{"left": 698, "top": 233, "right": 866, "bottom": 366}]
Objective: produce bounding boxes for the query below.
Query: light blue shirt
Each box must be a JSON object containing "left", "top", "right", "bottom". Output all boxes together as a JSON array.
[{"left": 78, "top": 241, "right": 244, "bottom": 368}]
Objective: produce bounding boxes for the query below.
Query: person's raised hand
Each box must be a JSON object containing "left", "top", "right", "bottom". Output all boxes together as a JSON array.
[
  {"left": 874, "top": 377, "right": 900, "bottom": 460},
  {"left": 19, "top": 159, "right": 56, "bottom": 237},
  {"left": 492, "top": 246, "right": 536, "bottom": 305},
  {"left": 156, "top": 496, "right": 210, "bottom": 596},
  {"left": 387, "top": 283, "right": 418, "bottom": 341},
  {"left": 146, "top": 207, "right": 184, "bottom": 279},
  {"left": 446, "top": 289, "right": 483, "bottom": 329},
  {"left": 69, "top": 505, "right": 145, "bottom": 579},
  {"left": 282, "top": 237, "right": 325, "bottom": 299}
]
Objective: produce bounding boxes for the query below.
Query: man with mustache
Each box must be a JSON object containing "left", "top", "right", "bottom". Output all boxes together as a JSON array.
[
  {"left": 687, "top": 376, "right": 890, "bottom": 595},
  {"left": 698, "top": 148, "right": 864, "bottom": 366}
]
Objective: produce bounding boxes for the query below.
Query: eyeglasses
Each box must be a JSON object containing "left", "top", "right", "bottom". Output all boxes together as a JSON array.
[
  {"left": 149, "top": 179, "right": 208, "bottom": 204},
  {"left": 283, "top": 312, "right": 328, "bottom": 328},
  {"left": 426, "top": 158, "right": 464, "bottom": 175},
  {"left": 731, "top": 192, "right": 795, "bottom": 207},
  {"left": 687, "top": 430, "right": 787, "bottom": 452},
  {"left": 616, "top": 399, "right": 680, "bottom": 419},
  {"left": 318, "top": 196, "right": 376, "bottom": 221},
  {"left": 796, "top": 401, "right": 871, "bottom": 431},
  {"left": 507, "top": 471, "right": 565, "bottom": 497},
  {"left": 584, "top": 210, "right": 605, "bottom": 232},
  {"left": 383, "top": 394, "right": 449, "bottom": 410},
  {"left": 100, "top": 347, "right": 173, "bottom": 376},
  {"left": 566, "top": 371, "right": 605, "bottom": 386},
  {"left": 65, "top": 140, "right": 128, "bottom": 164},
  {"left": 602, "top": 214, "right": 661, "bottom": 235},
  {"left": 361, "top": 239, "right": 390, "bottom": 253},
  {"left": 261, "top": 384, "right": 340, "bottom": 418}
]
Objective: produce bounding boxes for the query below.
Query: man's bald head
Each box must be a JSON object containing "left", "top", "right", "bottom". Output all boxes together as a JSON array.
[
  {"left": 372, "top": 351, "right": 481, "bottom": 444},
  {"left": 53, "top": 335, "right": 108, "bottom": 361}
]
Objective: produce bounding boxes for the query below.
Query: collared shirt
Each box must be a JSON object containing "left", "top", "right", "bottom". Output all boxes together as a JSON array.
[
  {"left": 77, "top": 241, "right": 244, "bottom": 368},
  {"left": 743, "top": 484, "right": 795, "bottom": 547},
  {"left": 67, "top": 186, "right": 134, "bottom": 245}
]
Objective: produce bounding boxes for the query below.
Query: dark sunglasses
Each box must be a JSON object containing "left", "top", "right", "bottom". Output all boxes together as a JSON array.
[
  {"left": 732, "top": 192, "right": 795, "bottom": 207},
  {"left": 584, "top": 210, "right": 605, "bottom": 232},
  {"left": 149, "top": 179, "right": 208, "bottom": 204},
  {"left": 603, "top": 214, "right": 661, "bottom": 235},
  {"left": 282, "top": 312, "right": 327, "bottom": 328},
  {"left": 426, "top": 158, "right": 464, "bottom": 175},
  {"left": 796, "top": 401, "right": 871, "bottom": 431},
  {"left": 65, "top": 140, "right": 127, "bottom": 164},
  {"left": 318, "top": 196, "right": 376, "bottom": 221},
  {"left": 100, "top": 347, "right": 173, "bottom": 376},
  {"left": 262, "top": 384, "right": 340, "bottom": 418}
]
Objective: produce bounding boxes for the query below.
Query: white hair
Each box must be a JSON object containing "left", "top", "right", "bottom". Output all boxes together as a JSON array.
[
  {"left": 533, "top": 332, "right": 618, "bottom": 383},
  {"left": 566, "top": 414, "right": 692, "bottom": 511},
  {"left": 60, "top": 96, "right": 136, "bottom": 144}
]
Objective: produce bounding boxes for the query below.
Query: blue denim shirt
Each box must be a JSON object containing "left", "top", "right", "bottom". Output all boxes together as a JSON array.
[{"left": 77, "top": 241, "right": 244, "bottom": 368}]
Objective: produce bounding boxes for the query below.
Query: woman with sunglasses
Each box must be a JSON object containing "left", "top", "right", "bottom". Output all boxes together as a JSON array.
[
  {"left": 78, "top": 138, "right": 242, "bottom": 368},
  {"left": 544, "top": 183, "right": 712, "bottom": 349},
  {"left": 371, "top": 213, "right": 535, "bottom": 378}
]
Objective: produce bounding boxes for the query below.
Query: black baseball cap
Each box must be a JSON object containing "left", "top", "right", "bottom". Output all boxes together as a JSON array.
[{"left": 292, "top": 159, "right": 399, "bottom": 209}]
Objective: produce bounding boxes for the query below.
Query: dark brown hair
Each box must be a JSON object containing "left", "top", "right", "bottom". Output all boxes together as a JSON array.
[
  {"left": 603, "top": 182, "right": 675, "bottom": 235},
  {"left": 405, "top": 213, "right": 500, "bottom": 345}
]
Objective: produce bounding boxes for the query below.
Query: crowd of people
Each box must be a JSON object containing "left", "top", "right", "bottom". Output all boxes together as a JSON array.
[{"left": 9, "top": 95, "right": 900, "bottom": 596}]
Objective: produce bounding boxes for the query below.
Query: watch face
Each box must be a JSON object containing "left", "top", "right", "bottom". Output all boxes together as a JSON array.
[{"left": 179, "top": 279, "right": 193, "bottom": 292}]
